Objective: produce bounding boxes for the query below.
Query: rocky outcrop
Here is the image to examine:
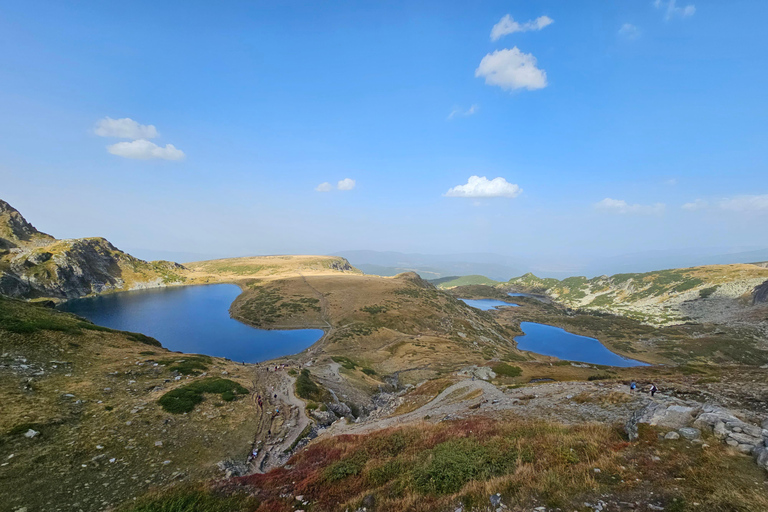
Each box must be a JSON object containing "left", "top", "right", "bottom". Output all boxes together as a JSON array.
[
  {"left": 626, "top": 400, "right": 768, "bottom": 470},
  {"left": 753, "top": 279, "right": 768, "bottom": 305},
  {"left": 0, "top": 199, "right": 187, "bottom": 300},
  {"left": 0, "top": 199, "right": 54, "bottom": 249}
]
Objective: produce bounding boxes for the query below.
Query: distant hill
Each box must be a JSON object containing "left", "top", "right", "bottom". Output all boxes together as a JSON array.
[
  {"left": 0, "top": 199, "right": 187, "bottom": 300},
  {"left": 429, "top": 275, "right": 501, "bottom": 288},
  {"left": 505, "top": 265, "right": 768, "bottom": 325}
]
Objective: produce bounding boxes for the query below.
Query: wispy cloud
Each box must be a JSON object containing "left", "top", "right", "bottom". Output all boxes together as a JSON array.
[
  {"left": 490, "top": 14, "right": 553, "bottom": 41},
  {"left": 654, "top": 0, "right": 696, "bottom": 21},
  {"left": 594, "top": 198, "right": 665, "bottom": 215},
  {"left": 107, "top": 140, "right": 185, "bottom": 160},
  {"left": 95, "top": 117, "right": 158, "bottom": 139},
  {"left": 315, "top": 182, "right": 333, "bottom": 192},
  {"left": 475, "top": 47, "right": 547, "bottom": 92},
  {"left": 618, "top": 23, "right": 641, "bottom": 39},
  {"left": 446, "top": 176, "right": 522, "bottom": 199},
  {"left": 97, "top": 116, "right": 184, "bottom": 161},
  {"left": 682, "top": 199, "right": 708, "bottom": 211},
  {"left": 447, "top": 104, "right": 479, "bottom": 120},
  {"left": 719, "top": 195, "right": 768, "bottom": 212}
]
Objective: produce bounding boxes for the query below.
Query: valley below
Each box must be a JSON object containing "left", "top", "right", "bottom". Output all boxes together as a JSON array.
[{"left": 2, "top": 199, "right": 768, "bottom": 512}]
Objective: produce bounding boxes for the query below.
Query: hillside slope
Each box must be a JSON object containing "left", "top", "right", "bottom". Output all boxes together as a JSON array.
[
  {"left": 0, "top": 199, "right": 187, "bottom": 299},
  {"left": 504, "top": 265, "right": 768, "bottom": 325}
]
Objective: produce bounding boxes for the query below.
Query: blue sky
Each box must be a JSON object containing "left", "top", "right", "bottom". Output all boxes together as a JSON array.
[{"left": 1, "top": 1, "right": 767, "bottom": 269}]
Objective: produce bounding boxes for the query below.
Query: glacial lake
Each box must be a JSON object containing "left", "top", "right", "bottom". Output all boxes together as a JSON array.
[
  {"left": 459, "top": 298, "right": 520, "bottom": 311},
  {"left": 514, "top": 322, "right": 649, "bottom": 367},
  {"left": 58, "top": 284, "right": 324, "bottom": 363}
]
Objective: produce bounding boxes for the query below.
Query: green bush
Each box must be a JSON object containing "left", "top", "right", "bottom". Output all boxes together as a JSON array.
[
  {"left": 331, "top": 356, "right": 357, "bottom": 370},
  {"left": 361, "top": 367, "right": 377, "bottom": 376},
  {"left": 295, "top": 369, "right": 322, "bottom": 400},
  {"left": 492, "top": 362, "right": 522, "bottom": 378},
  {"left": 158, "top": 378, "right": 248, "bottom": 414}
]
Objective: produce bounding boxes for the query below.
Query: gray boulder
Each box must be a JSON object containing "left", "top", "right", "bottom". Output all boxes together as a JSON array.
[
  {"left": 626, "top": 401, "right": 697, "bottom": 440},
  {"left": 678, "top": 427, "right": 701, "bottom": 440},
  {"left": 754, "top": 446, "right": 768, "bottom": 470}
]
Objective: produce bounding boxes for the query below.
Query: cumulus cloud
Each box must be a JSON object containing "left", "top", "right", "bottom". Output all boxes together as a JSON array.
[
  {"left": 445, "top": 176, "right": 522, "bottom": 199},
  {"left": 490, "top": 14, "right": 553, "bottom": 41},
  {"left": 337, "top": 178, "right": 356, "bottom": 191},
  {"left": 655, "top": 0, "right": 696, "bottom": 21},
  {"left": 107, "top": 140, "right": 185, "bottom": 161},
  {"left": 95, "top": 117, "right": 158, "bottom": 139},
  {"left": 682, "top": 199, "right": 708, "bottom": 211},
  {"left": 594, "top": 198, "right": 665, "bottom": 215},
  {"left": 475, "top": 47, "right": 547, "bottom": 91},
  {"left": 315, "top": 182, "right": 333, "bottom": 192},
  {"left": 447, "top": 104, "right": 479, "bottom": 120},
  {"left": 719, "top": 195, "right": 768, "bottom": 212},
  {"left": 618, "top": 23, "right": 641, "bottom": 39}
]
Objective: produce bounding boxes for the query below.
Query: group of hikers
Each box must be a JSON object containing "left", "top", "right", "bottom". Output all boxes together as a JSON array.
[{"left": 630, "top": 381, "right": 658, "bottom": 396}]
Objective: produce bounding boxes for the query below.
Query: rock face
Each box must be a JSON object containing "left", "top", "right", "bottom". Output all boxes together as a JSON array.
[
  {"left": 0, "top": 199, "right": 187, "bottom": 299},
  {"left": 753, "top": 279, "right": 768, "bottom": 305}
]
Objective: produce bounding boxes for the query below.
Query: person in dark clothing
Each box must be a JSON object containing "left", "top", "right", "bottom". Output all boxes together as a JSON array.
[{"left": 650, "top": 384, "right": 658, "bottom": 397}]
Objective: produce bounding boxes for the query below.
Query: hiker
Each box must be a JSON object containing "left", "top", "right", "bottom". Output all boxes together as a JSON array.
[
  {"left": 650, "top": 383, "right": 658, "bottom": 397},
  {"left": 630, "top": 381, "right": 636, "bottom": 392}
]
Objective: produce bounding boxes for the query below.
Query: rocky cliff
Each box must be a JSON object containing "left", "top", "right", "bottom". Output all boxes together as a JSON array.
[
  {"left": 0, "top": 200, "right": 187, "bottom": 300},
  {"left": 753, "top": 279, "right": 768, "bottom": 305}
]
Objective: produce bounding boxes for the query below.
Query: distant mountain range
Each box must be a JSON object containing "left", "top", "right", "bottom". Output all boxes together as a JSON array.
[{"left": 334, "top": 248, "right": 768, "bottom": 281}]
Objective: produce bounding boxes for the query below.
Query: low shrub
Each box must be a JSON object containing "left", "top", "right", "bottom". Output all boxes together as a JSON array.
[
  {"left": 492, "top": 362, "right": 522, "bottom": 378},
  {"left": 158, "top": 378, "right": 248, "bottom": 414},
  {"left": 296, "top": 369, "right": 323, "bottom": 400}
]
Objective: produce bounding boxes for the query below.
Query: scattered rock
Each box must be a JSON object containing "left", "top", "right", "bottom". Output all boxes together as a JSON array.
[
  {"left": 23, "top": 429, "right": 39, "bottom": 438},
  {"left": 678, "top": 427, "right": 701, "bottom": 440},
  {"left": 664, "top": 431, "right": 680, "bottom": 440}
]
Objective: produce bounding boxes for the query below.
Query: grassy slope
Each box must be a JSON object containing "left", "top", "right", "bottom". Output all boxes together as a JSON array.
[
  {"left": 0, "top": 297, "right": 259, "bottom": 512},
  {"left": 221, "top": 416, "right": 768, "bottom": 512},
  {"left": 231, "top": 272, "right": 523, "bottom": 384},
  {"left": 431, "top": 275, "right": 501, "bottom": 289},
  {"left": 505, "top": 264, "right": 768, "bottom": 324}
]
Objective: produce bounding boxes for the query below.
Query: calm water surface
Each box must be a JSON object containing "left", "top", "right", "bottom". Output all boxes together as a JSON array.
[
  {"left": 459, "top": 298, "right": 519, "bottom": 310},
  {"left": 515, "top": 322, "right": 649, "bottom": 367},
  {"left": 58, "top": 284, "right": 323, "bottom": 363}
]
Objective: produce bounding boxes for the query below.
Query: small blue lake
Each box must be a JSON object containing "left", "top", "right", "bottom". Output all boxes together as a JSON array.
[
  {"left": 58, "top": 284, "right": 324, "bottom": 363},
  {"left": 459, "top": 298, "right": 519, "bottom": 311},
  {"left": 514, "top": 322, "right": 649, "bottom": 367}
]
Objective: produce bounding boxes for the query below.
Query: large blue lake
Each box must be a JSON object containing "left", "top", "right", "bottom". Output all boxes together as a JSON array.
[
  {"left": 58, "top": 284, "right": 324, "bottom": 363},
  {"left": 514, "top": 322, "right": 649, "bottom": 367},
  {"left": 459, "top": 298, "right": 520, "bottom": 310}
]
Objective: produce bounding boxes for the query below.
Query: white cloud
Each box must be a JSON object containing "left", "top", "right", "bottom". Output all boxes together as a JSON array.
[
  {"left": 475, "top": 47, "right": 547, "bottom": 92},
  {"left": 490, "top": 14, "right": 554, "bottom": 41},
  {"left": 594, "top": 198, "right": 665, "bottom": 215},
  {"left": 682, "top": 199, "right": 708, "bottom": 211},
  {"left": 655, "top": 0, "right": 696, "bottom": 21},
  {"left": 315, "top": 182, "right": 333, "bottom": 192},
  {"left": 719, "top": 195, "right": 768, "bottom": 212},
  {"left": 445, "top": 176, "right": 522, "bottom": 199},
  {"left": 107, "top": 140, "right": 185, "bottom": 160},
  {"left": 337, "top": 178, "right": 356, "bottom": 191},
  {"left": 447, "top": 104, "right": 479, "bottom": 120},
  {"left": 95, "top": 117, "right": 158, "bottom": 139},
  {"left": 618, "top": 23, "right": 641, "bottom": 39}
]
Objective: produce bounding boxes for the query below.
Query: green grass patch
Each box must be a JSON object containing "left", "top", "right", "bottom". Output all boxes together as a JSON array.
[
  {"left": 295, "top": 369, "right": 323, "bottom": 401},
  {"left": 119, "top": 485, "right": 258, "bottom": 512},
  {"left": 158, "top": 378, "right": 248, "bottom": 414},
  {"left": 492, "top": 362, "right": 522, "bottom": 378}
]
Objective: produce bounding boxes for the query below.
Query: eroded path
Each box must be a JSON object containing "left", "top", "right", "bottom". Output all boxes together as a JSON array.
[{"left": 248, "top": 367, "right": 310, "bottom": 473}]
